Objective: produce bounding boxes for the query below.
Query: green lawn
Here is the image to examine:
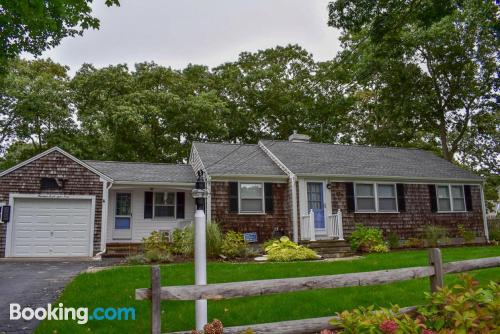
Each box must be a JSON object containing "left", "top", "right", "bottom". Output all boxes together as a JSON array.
[{"left": 35, "top": 246, "right": 500, "bottom": 333}]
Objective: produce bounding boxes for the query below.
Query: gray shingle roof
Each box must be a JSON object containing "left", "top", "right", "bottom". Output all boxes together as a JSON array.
[
  {"left": 193, "top": 142, "right": 286, "bottom": 176},
  {"left": 262, "top": 140, "right": 482, "bottom": 181},
  {"left": 83, "top": 161, "right": 196, "bottom": 183}
]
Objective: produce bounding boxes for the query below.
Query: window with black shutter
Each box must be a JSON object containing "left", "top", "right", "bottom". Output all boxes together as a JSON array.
[
  {"left": 429, "top": 184, "right": 438, "bottom": 212},
  {"left": 144, "top": 192, "right": 153, "bottom": 218},
  {"left": 176, "top": 192, "right": 185, "bottom": 218},
  {"left": 264, "top": 183, "right": 274, "bottom": 214},
  {"left": 345, "top": 182, "right": 355, "bottom": 212},
  {"left": 228, "top": 182, "right": 238, "bottom": 213},
  {"left": 396, "top": 183, "right": 406, "bottom": 212},
  {"left": 464, "top": 185, "right": 473, "bottom": 211}
]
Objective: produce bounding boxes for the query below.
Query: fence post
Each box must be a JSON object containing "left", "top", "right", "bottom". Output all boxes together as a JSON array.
[
  {"left": 428, "top": 248, "right": 444, "bottom": 293},
  {"left": 151, "top": 265, "right": 161, "bottom": 334}
]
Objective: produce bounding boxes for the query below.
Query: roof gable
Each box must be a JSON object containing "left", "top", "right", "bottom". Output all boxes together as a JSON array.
[
  {"left": 192, "top": 142, "right": 286, "bottom": 177},
  {"left": 0, "top": 147, "right": 112, "bottom": 182}
]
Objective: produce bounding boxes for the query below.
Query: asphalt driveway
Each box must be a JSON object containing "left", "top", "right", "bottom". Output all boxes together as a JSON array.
[{"left": 0, "top": 260, "right": 103, "bottom": 334}]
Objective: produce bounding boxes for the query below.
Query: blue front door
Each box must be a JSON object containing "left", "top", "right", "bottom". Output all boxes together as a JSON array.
[{"left": 307, "top": 182, "right": 325, "bottom": 230}]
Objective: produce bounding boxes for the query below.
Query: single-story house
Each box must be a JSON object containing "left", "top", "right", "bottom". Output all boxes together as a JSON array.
[{"left": 0, "top": 133, "right": 489, "bottom": 258}]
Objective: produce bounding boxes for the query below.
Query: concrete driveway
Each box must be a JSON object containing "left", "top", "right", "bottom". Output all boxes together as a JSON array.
[{"left": 0, "top": 260, "right": 106, "bottom": 334}]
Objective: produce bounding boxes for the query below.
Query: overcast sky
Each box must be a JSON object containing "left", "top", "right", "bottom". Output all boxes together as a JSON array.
[{"left": 33, "top": 0, "right": 341, "bottom": 74}]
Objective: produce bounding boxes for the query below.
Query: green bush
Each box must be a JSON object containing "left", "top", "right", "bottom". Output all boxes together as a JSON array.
[
  {"left": 221, "top": 231, "right": 248, "bottom": 258},
  {"left": 424, "top": 225, "right": 447, "bottom": 247},
  {"left": 349, "top": 225, "right": 387, "bottom": 253},
  {"left": 387, "top": 232, "right": 400, "bottom": 249},
  {"left": 170, "top": 226, "right": 194, "bottom": 256},
  {"left": 261, "top": 238, "right": 279, "bottom": 251},
  {"left": 170, "top": 222, "right": 223, "bottom": 257},
  {"left": 143, "top": 230, "right": 168, "bottom": 253},
  {"left": 330, "top": 275, "right": 499, "bottom": 333},
  {"left": 488, "top": 219, "right": 500, "bottom": 241},
  {"left": 144, "top": 248, "right": 172, "bottom": 263},
  {"left": 371, "top": 244, "right": 389, "bottom": 253},
  {"left": 403, "top": 237, "right": 425, "bottom": 248},
  {"left": 458, "top": 224, "right": 476, "bottom": 243},
  {"left": 265, "top": 236, "right": 317, "bottom": 262},
  {"left": 126, "top": 253, "right": 147, "bottom": 265}
]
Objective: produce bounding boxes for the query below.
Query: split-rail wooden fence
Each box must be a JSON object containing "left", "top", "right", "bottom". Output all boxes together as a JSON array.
[{"left": 135, "top": 248, "right": 500, "bottom": 334}]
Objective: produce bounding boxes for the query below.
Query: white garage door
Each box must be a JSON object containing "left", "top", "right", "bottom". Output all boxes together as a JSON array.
[{"left": 10, "top": 198, "right": 93, "bottom": 257}]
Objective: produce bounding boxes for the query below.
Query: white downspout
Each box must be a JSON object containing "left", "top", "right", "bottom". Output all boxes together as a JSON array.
[
  {"left": 480, "top": 183, "right": 489, "bottom": 243},
  {"left": 100, "top": 179, "right": 113, "bottom": 253},
  {"left": 291, "top": 175, "right": 299, "bottom": 243}
]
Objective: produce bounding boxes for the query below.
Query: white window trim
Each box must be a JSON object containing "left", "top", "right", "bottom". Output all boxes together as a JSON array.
[
  {"left": 238, "top": 182, "right": 265, "bottom": 215},
  {"left": 354, "top": 182, "right": 399, "bottom": 213},
  {"left": 153, "top": 191, "right": 177, "bottom": 219},
  {"left": 436, "top": 184, "right": 467, "bottom": 213}
]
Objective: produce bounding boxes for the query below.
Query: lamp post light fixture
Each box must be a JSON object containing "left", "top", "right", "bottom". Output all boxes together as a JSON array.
[{"left": 192, "top": 170, "right": 208, "bottom": 330}]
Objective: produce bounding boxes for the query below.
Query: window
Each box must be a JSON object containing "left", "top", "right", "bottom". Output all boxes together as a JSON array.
[
  {"left": 437, "top": 185, "right": 465, "bottom": 212},
  {"left": 377, "top": 184, "right": 397, "bottom": 212},
  {"left": 354, "top": 183, "right": 398, "bottom": 212},
  {"left": 154, "top": 192, "right": 176, "bottom": 218},
  {"left": 355, "top": 183, "right": 376, "bottom": 211},
  {"left": 116, "top": 193, "right": 131, "bottom": 216},
  {"left": 239, "top": 183, "right": 264, "bottom": 213}
]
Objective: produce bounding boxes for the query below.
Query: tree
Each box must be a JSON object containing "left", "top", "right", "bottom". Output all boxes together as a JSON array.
[
  {"left": 328, "top": 0, "right": 500, "bottom": 171},
  {"left": 212, "top": 45, "right": 319, "bottom": 142},
  {"left": 0, "top": 0, "right": 119, "bottom": 71},
  {"left": 0, "top": 58, "right": 75, "bottom": 156}
]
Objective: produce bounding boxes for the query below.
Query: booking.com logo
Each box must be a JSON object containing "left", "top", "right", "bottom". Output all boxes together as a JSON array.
[{"left": 10, "top": 303, "right": 136, "bottom": 324}]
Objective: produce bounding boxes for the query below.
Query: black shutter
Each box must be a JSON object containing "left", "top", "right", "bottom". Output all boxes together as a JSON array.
[
  {"left": 345, "top": 182, "right": 355, "bottom": 212},
  {"left": 176, "top": 192, "right": 185, "bottom": 218},
  {"left": 144, "top": 192, "right": 153, "bottom": 218},
  {"left": 396, "top": 183, "right": 406, "bottom": 212},
  {"left": 429, "top": 185, "right": 437, "bottom": 212},
  {"left": 464, "top": 185, "right": 473, "bottom": 211},
  {"left": 229, "top": 182, "right": 238, "bottom": 213},
  {"left": 264, "top": 183, "right": 274, "bottom": 214}
]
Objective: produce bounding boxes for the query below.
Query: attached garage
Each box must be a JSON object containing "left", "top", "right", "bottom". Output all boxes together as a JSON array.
[
  {"left": 6, "top": 196, "right": 95, "bottom": 257},
  {"left": 0, "top": 147, "right": 111, "bottom": 258}
]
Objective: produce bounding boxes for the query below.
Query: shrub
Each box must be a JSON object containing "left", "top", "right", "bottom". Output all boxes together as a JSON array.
[
  {"left": 126, "top": 253, "right": 147, "bottom": 265},
  {"left": 457, "top": 224, "right": 475, "bottom": 243},
  {"left": 387, "top": 232, "right": 400, "bottom": 249},
  {"left": 371, "top": 244, "right": 389, "bottom": 253},
  {"left": 170, "top": 222, "right": 223, "bottom": 257},
  {"left": 488, "top": 219, "right": 500, "bottom": 241},
  {"left": 143, "top": 230, "right": 168, "bottom": 253},
  {"left": 206, "top": 222, "right": 223, "bottom": 257},
  {"left": 404, "top": 237, "right": 425, "bottom": 248},
  {"left": 261, "top": 238, "right": 279, "bottom": 251},
  {"left": 221, "top": 231, "right": 248, "bottom": 258},
  {"left": 330, "top": 275, "right": 499, "bottom": 333},
  {"left": 144, "top": 248, "right": 172, "bottom": 263},
  {"left": 170, "top": 226, "right": 194, "bottom": 256},
  {"left": 265, "top": 236, "right": 317, "bottom": 262},
  {"left": 349, "top": 225, "right": 387, "bottom": 253},
  {"left": 424, "top": 225, "right": 447, "bottom": 247}
]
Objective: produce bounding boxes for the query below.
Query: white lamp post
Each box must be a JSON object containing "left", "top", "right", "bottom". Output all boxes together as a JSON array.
[{"left": 192, "top": 171, "right": 207, "bottom": 330}]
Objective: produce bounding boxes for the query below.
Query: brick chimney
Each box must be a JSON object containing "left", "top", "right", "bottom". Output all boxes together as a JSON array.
[{"left": 288, "top": 131, "right": 310, "bottom": 143}]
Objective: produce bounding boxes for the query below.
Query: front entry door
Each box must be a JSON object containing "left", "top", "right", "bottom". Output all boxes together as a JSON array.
[
  {"left": 307, "top": 182, "right": 325, "bottom": 233},
  {"left": 113, "top": 192, "right": 132, "bottom": 240}
]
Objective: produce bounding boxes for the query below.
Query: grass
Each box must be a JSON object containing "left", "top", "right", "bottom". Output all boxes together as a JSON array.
[{"left": 35, "top": 246, "right": 500, "bottom": 333}]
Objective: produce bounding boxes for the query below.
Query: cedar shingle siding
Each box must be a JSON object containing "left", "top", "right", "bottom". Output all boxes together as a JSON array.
[
  {"left": 330, "top": 182, "right": 484, "bottom": 240},
  {"left": 0, "top": 151, "right": 104, "bottom": 257},
  {"left": 211, "top": 181, "right": 291, "bottom": 241}
]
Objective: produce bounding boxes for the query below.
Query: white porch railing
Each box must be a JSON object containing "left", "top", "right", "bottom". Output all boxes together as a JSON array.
[{"left": 300, "top": 209, "right": 343, "bottom": 241}]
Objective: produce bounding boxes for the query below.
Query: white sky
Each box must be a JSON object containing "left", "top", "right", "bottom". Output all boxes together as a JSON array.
[{"left": 32, "top": 0, "right": 341, "bottom": 74}]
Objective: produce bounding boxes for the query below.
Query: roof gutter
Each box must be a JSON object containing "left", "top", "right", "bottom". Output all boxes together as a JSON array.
[{"left": 294, "top": 173, "right": 484, "bottom": 184}]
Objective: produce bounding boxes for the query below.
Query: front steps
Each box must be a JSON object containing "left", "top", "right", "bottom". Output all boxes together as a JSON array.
[
  {"left": 300, "top": 239, "right": 355, "bottom": 258},
  {"left": 104, "top": 243, "right": 142, "bottom": 258}
]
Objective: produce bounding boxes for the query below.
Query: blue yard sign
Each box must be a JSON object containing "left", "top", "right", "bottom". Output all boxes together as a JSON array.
[{"left": 243, "top": 232, "right": 258, "bottom": 243}]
